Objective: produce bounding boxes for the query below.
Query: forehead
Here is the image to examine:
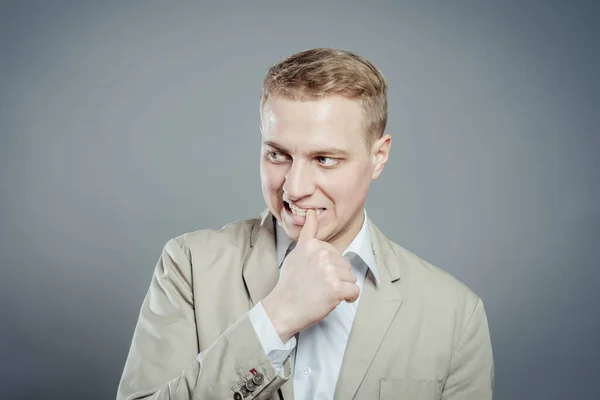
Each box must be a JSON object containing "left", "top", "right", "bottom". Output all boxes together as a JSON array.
[{"left": 261, "top": 96, "right": 365, "bottom": 150}]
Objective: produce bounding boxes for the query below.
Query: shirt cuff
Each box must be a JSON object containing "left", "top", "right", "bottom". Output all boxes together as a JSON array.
[{"left": 248, "top": 301, "right": 297, "bottom": 377}]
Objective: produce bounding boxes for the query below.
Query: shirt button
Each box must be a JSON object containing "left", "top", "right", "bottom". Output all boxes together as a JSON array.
[{"left": 303, "top": 366, "right": 311, "bottom": 375}]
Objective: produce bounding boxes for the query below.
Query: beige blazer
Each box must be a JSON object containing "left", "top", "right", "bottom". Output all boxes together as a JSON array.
[{"left": 117, "top": 209, "right": 494, "bottom": 400}]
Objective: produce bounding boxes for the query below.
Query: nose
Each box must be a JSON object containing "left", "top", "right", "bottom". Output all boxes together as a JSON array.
[{"left": 283, "top": 159, "right": 316, "bottom": 201}]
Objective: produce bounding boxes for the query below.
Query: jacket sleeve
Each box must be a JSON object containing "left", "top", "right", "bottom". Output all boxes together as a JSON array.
[
  {"left": 441, "top": 298, "right": 495, "bottom": 400},
  {"left": 116, "top": 238, "right": 292, "bottom": 400}
]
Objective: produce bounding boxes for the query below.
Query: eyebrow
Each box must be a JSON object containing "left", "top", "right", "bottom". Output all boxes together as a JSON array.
[{"left": 263, "top": 140, "right": 350, "bottom": 158}]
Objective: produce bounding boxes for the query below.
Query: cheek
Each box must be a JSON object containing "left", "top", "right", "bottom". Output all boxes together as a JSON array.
[
  {"left": 261, "top": 163, "right": 286, "bottom": 191},
  {"left": 324, "top": 166, "right": 371, "bottom": 206}
]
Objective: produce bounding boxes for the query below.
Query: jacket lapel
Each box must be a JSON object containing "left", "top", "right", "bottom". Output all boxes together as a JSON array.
[
  {"left": 242, "top": 209, "right": 280, "bottom": 306},
  {"left": 333, "top": 218, "right": 404, "bottom": 400},
  {"left": 242, "top": 210, "right": 296, "bottom": 400}
]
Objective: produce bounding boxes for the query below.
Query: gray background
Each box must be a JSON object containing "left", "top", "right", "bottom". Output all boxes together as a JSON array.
[{"left": 0, "top": 1, "right": 598, "bottom": 399}]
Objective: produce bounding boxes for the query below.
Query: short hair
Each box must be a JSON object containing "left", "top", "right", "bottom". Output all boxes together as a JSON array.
[{"left": 260, "top": 48, "right": 388, "bottom": 148}]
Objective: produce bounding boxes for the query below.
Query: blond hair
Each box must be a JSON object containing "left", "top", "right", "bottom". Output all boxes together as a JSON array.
[{"left": 260, "top": 48, "right": 388, "bottom": 147}]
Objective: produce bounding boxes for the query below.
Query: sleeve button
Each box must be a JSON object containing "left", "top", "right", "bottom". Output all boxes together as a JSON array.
[
  {"left": 252, "top": 372, "right": 264, "bottom": 385},
  {"left": 245, "top": 380, "right": 257, "bottom": 392}
]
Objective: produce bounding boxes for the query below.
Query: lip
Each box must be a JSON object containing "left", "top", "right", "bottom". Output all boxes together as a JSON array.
[
  {"left": 282, "top": 197, "right": 324, "bottom": 211},
  {"left": 282, "top": 200, "right": 327, "bottom": 226},
  {"left": 289, "top": 204, "right": 325, "bottom": 211}
]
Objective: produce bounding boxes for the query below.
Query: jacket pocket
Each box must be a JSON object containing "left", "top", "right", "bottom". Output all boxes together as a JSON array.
[{"left": 379, "top": 378, "right": 442, "bottom": 400}]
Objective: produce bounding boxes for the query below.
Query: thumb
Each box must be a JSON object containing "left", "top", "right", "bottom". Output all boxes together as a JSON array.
[{"left": 298, "top": 209, "right": 319, "bottom": 243}]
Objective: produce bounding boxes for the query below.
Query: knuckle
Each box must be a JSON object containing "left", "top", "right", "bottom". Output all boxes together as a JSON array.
[
  {"left": 330, "top": 279, "right": 342, "bottom": 292},
  {"left": 323, "top": 263, "right": 336, "bottom": 276},
  {"left": 315, "top": 248, "right": 330, "bottom": 262}
]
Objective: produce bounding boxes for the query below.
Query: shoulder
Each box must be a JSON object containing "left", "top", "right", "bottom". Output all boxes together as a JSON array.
[
  {"left": 399, "top": 243, "right": 485, "bottom": 329},
  {"left": 372, "top": 221, "right": 483, "bottom": 314},
  {"left": 159, "top": 216, "right": 258, "bottom": 266},
  {"left": 388, "top": 240, "right": 487, "bottom": 338},
  {"left": 395, "top": 242, "right": 480, "bottom": 302},
  {"left": 179, "top": 217, "right": 256, "bottom": 250}
]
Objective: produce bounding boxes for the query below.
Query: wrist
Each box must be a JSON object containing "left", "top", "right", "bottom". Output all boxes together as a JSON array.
[{"left": 262, "top": 294, "right": 296, "bottom": 343}]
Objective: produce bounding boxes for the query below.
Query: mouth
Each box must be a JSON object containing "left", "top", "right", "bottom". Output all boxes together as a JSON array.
[{"left": 283, "top": 201, "right": 326, "bottom": 220}]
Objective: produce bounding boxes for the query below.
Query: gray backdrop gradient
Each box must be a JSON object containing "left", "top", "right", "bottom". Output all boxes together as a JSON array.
[{"left": 0, "top": 1, "right": 598, "bottom": 399}]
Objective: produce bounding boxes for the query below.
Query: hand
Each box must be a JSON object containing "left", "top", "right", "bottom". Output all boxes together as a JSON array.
[{"left": 262, "top": 209, "right": 360, "bottom": 343}]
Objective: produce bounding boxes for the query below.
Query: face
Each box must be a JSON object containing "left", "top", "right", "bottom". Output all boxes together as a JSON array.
[{"left": 260, "top": 95, "right": 391, "bottom": 251}]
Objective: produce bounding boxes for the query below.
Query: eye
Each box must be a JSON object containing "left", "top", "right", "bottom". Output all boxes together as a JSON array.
[
  {"left": 316, "top": 156, "right": 339, "bottom": 167},
  {"left": 266, "top": 151, "right": 288, "bottom": 162}
]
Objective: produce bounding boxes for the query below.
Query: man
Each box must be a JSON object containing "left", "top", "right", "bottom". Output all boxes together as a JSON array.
[{"left": 117, "top": 48, "right": 494, "bottom": 400}]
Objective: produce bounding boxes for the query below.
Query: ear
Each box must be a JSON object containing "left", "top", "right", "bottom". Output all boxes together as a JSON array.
[{"left": 371, "top": 134, "right": 392, "bottom": 180}]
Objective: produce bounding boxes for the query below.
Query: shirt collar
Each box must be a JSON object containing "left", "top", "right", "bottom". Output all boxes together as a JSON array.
[
  {"left": 274, "top": 209, "right": 380, "bottom": 286},
  {"left": 275, "top": 219, "right": 295, "bottom": 269}
]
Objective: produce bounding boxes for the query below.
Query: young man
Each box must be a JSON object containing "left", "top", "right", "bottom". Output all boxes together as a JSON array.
[{"left": 117, "top": 48, "right": 494, "bottom": 400}]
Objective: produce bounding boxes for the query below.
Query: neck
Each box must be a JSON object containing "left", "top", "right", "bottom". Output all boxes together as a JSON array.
[{"left": 328, "top": 209, "right": 365, "bottom": 252}]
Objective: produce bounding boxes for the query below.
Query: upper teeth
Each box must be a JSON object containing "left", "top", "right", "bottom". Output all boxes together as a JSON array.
[{"left": 289, "top": 203, "right": 323, "bottom": 217}]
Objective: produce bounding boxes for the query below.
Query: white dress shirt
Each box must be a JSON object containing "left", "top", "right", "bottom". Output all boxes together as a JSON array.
[{"left": 248, "top": 209, "right": 380, "bottom": 400}]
